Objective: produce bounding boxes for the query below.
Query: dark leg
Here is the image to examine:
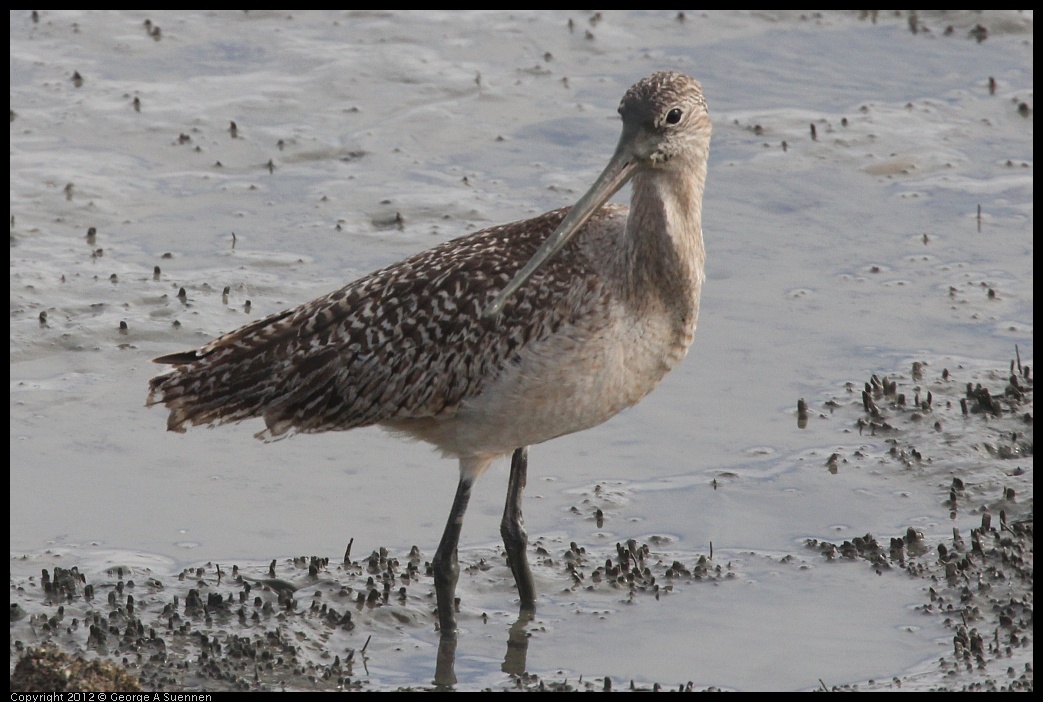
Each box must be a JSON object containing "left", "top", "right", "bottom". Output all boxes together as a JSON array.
[
  {"left": 500, "top": 447, "right": 537, "bottom": 607},
  {"left": 432, "top": 476, "right": 473, "bottom": 635}
]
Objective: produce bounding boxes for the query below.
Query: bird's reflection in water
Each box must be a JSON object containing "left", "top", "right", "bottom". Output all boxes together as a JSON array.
[
  {"left": 502, "top": 605, "right": 535, "bottom": 676},
  {"left": 433, "top": 605, "right": 535, "bottom": 688}
]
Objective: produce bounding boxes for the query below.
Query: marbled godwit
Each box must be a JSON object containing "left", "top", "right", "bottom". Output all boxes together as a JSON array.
[{"left": 148, "top": 71, "right": 712, "bottom": 635}]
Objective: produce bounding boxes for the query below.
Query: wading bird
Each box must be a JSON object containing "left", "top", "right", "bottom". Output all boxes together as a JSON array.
[{"left": 148, "top": 71, "right": 712, "bottom": 636}]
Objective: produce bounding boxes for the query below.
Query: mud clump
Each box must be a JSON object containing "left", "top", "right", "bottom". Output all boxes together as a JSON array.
[
  {"left": 11, "top": 644, "right": 142, "bottom": 692},
  {"left": 805, "top": 354, "right": 1033, "bottom": 692}
]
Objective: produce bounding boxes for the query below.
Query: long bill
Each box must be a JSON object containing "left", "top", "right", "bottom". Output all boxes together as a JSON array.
[{"left": 482, "top": 137, "right": 640, "bottom": 318}]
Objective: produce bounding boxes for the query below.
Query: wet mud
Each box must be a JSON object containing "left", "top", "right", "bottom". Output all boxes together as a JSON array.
[
  {"left": 10, "top": 10, "right": 1032, "bottom": 692},
  {"left": 11, "top": 353, "right": 1032, "bottom": 691}
]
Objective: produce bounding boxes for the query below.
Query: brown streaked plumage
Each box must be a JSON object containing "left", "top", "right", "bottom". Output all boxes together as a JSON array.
[{"left": 148, "top": 71, "right": 712, "bottom": 638}]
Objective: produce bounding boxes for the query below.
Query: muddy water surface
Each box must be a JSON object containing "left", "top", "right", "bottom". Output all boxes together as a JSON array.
[{"left": 11, "top": 10, "right": 1032, "bottom": 691}]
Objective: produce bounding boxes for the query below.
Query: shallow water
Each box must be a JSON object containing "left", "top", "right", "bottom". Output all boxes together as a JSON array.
[{"left": 10, "top": 10, "right": 1033, "bottom": 691}]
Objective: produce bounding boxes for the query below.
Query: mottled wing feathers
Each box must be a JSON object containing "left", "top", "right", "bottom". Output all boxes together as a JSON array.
[{"left": 148, "top": 207, "right": 613, "bottom": 440}]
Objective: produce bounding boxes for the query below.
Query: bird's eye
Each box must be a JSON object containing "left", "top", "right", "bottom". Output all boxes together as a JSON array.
[{"left": 665, "top": 108, "right": 683, "bottom": 125}]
